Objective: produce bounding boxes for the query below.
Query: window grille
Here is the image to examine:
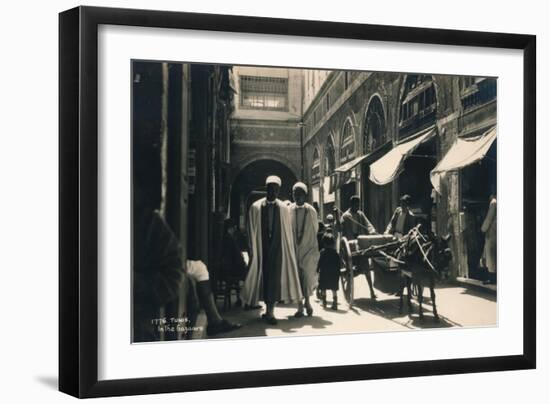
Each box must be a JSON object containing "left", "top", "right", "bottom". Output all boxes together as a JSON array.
[
  {"left": 461, "top": 78, "right": 496, "bottom": 111},
  {"left": 240, "top": 75, "right": 288, "bottom": 110}
]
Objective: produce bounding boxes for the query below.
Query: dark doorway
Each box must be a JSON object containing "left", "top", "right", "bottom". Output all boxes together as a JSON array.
[
  {"left": 398, "top": 139, "right": 438, "bottom": 226},
  {"left": 340, "top": 181, "right": 357, "bottom": 213},
  {"left": 461, "top": 142, "right": 497, "bottom": 280},
  {"left": 230, "top": 159, "right": 298, "bottom": 231}
]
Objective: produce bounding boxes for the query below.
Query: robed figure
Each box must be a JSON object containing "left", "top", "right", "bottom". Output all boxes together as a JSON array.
[
  {"left": 481, "top": 194, "right": 497, "bottom": 284},
  {"left": 243, "top": 176, "right": 302, "bottom": 324},
  {"left": 290, "top": 182, "right": 320, "bottom": 317}
]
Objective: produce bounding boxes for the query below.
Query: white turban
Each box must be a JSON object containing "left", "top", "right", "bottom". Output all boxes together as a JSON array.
[
  {"left": 265, "top": 175, "right": 282, "bottom": 186},
  {"left": 292, "top": 182, "right": 308, "bottom": 194}
]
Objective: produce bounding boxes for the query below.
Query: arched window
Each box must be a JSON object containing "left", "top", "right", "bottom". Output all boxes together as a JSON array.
[
  {"left": 311, "top": 148, "right": 320, "bottom": 182},
  {"left": 340, "top": 119, "right": 356, "bottom": 164},
  {"left": 364, "top": 96, "right": 386, "bottom": 153},
  {"left": 398, "top": 75, "right": 436, "bottom": 140}
]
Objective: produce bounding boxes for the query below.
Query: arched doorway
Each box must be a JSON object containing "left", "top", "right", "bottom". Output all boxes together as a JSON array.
[
  {"left": 230, "top": 159, "right": 298, "bottom": 232},
  {"left": 362, "top": 96, "right": 392, "bottom": 233}
]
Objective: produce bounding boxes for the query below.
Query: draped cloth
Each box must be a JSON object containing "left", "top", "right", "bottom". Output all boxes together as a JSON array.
[
  {"left": 242, "top": 198, "right": 302, "bottom": 305},
  {"left": 481, "top": 197, "right": 497, "bottom": 273},
  {"left": 290, "top": 203, "right": 320, "bottom": 297}
]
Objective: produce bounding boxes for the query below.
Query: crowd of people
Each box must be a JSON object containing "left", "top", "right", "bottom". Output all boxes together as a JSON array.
[
  {"left": 134, "top": 173, "right": 497, "bottom": 340},
  {"left": 231, "top": 175, "right": 423, "bottom": 324}
]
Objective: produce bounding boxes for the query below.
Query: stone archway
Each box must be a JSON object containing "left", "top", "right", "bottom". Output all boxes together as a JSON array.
[
  {"left": 233, "top": 152, "right": 301, "bottom": 183},
  {"left": 229, "top": 159, "right": 298, "bottom": 230}
]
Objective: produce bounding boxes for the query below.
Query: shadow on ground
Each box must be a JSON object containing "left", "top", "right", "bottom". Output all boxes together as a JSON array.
[
  {"left": 352, "top": 297, "right": 405, "bottom": 320},
  {"left": 353, "top": 296, "right": 460, "bottom": 329},
  {"left": 408, "top": 313, "right": 458, "bottom": 328},
  {"left": 208, "top": 304, "right": 333, "bottom": 339},
  {"left": 460, "top": 286, "right": 497, "bottom": 302},
  {"left": 276, "top": 315, "right": 333, "bottom": 334}
]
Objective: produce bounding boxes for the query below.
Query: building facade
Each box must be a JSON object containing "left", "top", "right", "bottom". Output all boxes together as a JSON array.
[
  {"left": 229, "top": 66, "right": 303, "bottom": 230},
  {"left": 302, "top": 70, "right": 497, "bottom": 280}
]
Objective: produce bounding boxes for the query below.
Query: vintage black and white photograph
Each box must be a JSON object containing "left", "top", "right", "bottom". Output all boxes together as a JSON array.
[{"left": 132, "top": 61, "right": 497, "bottom": 343}]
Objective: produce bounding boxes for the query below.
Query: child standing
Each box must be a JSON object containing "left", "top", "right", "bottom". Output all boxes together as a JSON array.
[{"left": 317, "top": 233, "right": 340, "bottom": 310}]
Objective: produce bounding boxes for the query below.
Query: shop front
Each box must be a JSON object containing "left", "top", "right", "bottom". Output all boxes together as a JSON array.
[
  {"left": 431, "top": 126, "right": 497, "bottom": 281},
  {"left": 334, "top": 141, "right": 392, "bottom": 232},
  {"left": 369, "top": 126, "right": 438, "bottom": 229}
]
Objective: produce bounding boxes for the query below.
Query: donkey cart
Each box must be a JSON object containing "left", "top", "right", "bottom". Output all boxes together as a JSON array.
[
  {"left": 339, "top": 225, "right": 452, "bottom": 320},
  {"left": 338, "top": 233, "right": 398, "bottom": 308}
]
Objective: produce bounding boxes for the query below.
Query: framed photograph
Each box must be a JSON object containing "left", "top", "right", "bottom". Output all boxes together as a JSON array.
[{"left": 59, "top": 6, "right": 536, "bottom": 398}]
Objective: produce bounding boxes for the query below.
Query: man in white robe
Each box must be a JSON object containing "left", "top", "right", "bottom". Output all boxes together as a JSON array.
[
  {"left": 481, "top": 194, "right": 497, "bottom": 284},
  {"left": 290, "top": 182, "right": 320, "bottom": 317},
  {"left": 242, "top": 175, "right": 302, "bottom": 325}
]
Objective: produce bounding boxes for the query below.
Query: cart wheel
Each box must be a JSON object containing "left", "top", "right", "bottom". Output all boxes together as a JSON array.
[{"left": 339, "top": 237, "right": 354, "bottom": 308}]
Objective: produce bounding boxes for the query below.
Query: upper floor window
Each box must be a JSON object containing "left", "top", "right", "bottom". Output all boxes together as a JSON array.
[
  {"left": 398, "top": 75, "right": 437, "bottom": 140},
  {"left": 460, "top": 77, "right": 497, "bottom": 111},
  {"left": 240, "top": 75, "right": 288, "bottom": 111}
]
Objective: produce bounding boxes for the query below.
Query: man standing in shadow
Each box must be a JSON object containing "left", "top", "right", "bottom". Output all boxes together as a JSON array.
[{"left": 243, "top": 175, "right": 302, "bottom": 324}]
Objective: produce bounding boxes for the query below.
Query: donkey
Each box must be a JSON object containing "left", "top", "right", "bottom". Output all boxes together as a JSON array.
[{"left": 397, "top": 226, "right": 452, "bottom": 321}]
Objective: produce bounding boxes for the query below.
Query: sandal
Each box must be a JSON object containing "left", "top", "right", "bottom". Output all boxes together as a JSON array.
[{"left": 261, "top": 313, "right": 278, "bottom": 325}]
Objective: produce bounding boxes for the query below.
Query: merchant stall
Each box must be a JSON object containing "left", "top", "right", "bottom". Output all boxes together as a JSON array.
[{"left": 431, "top": 125, "right": 497, "bottom": 281}]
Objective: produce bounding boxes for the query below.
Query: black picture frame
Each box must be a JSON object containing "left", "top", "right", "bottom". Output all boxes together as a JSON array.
[{"left": 59, "top": 5, "right": 536, "bottom": 398}]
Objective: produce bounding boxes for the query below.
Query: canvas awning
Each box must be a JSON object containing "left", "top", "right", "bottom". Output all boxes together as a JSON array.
[
  {"left": 430, "top": 126, "right": 497, "bottom": 193},
  {"left": 369, "top": 126, "right": 437, "bottom": 185},
  {"left": 335, "top": 154, "right": 370, "bottom": 173},
  {"left": 335, "top": 140, "right": 393, "bottom": 173}
]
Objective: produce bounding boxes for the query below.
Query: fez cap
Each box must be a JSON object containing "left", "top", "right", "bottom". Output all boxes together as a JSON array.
[
  {"left": 265, "top": 175, "right": 282, "bottom": 186},
  {"left": 292, "top": 182, "right": 308, "bottom": 194}
]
